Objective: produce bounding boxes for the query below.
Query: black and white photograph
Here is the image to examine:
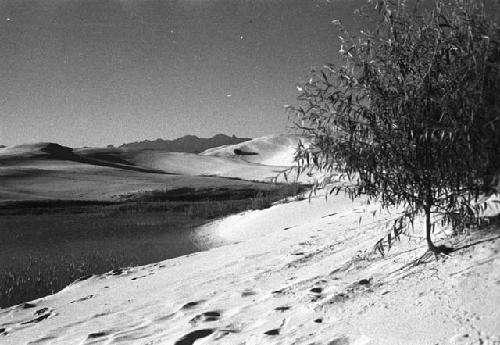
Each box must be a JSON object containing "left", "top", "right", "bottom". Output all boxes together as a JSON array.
[{"left": 0, "top": 0, "right": 499, "bottom": 344}]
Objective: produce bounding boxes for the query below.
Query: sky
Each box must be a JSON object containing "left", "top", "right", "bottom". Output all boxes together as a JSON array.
[{"left": 0, "top": 0, "right": 363, "bottom": 147}]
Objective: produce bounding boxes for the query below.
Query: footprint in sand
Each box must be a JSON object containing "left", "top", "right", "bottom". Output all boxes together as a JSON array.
[
  {"left": 241, "top": 289, "right": 257, "bottom": 297},
  {"left": 309, "top": 287, "right": 324, "bottom": 302},
  {"left": 309, "top": 279, "right": 328, "bottom": 298},
  {"left": 131, "top": 275, "right": 147, "bottom": 281},
  {"left": 274, "top": 306, "right": 291, "bottom": 312},
  {"left": 358, "top": 278, "right": 371, "bottom": 285},
  {"left": 35, "top": 308, "right": 48, "bottom": 315},
  {"left": 174, "top": 329, "right": 214, "bottom": 345},
  {"left": 190, "top": 311, "right": 221, "bottom": 324},
  {"left": 271, "top": 289, "right": 285, "bottom": 296},
  {"left": 264, "top": 328, "right": 280, "bottom": 336},
  {"left": 181, "top": 300, "right": 205, "bottom": 310},
  {"left": 328, "top": 336, "right": 350, "bottom": 345},
  {"left": 21, "top": 308, "right": 55, "bottom": 324},
  {"left": 310, "top": 287, "right": 323, "bottom": 294},
  {"left": 71, "top": 294, "right": 94, "bottom": 303},
  {"left": 87, "top": 331, "right": 110, "bottom": 339},
  {"left": 328, "top": 293, "right": 349, "bottom": 304}
]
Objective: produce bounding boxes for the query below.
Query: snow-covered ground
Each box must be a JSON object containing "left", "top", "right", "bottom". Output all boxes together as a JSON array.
[{"left": 1, "top": 191, "right": 499, "bottom": 345}]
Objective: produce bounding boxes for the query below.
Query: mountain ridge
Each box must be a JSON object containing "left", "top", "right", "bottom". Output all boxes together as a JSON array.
[{"left": 119, "top": 134, "right": 252, "bottom": 153}]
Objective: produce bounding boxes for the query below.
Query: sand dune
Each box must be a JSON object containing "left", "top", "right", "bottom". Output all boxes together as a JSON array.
[
  {"left": 1, "top": 138, "right": 499, "bottom": 344},
  {"left": 103, "top": 150, "right": 289, "bottom": 181},
  {"left": 201, "top": 134, "right": 306, "bottom": 166},
  {"left": 1, "top": 191, "right": 498, "bottom": 344},
  {"left": 0, "top": 142, "right": 73, "bottom": 158},
  {"left": 0, "top": 136, "right": 302, "bottom": 202}
]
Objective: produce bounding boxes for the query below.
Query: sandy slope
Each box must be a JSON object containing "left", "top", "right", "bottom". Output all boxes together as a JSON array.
[
  {"left": 121, "top": 151, "right": 289, "bottom": 182},
  {"left": 1, "top": 192, "right": 498, "bottom": 345}
]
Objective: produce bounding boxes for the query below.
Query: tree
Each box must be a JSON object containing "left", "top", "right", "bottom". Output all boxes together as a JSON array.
[{"left": 291, "top": 0, "right": 500, "bottom": 254}]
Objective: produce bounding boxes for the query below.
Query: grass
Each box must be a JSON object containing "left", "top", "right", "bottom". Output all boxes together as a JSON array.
[
  {"left": 0, "top": 183, "right": 307, "bottom": 308},
  {"left": 0, "top": 252, "right": 133, "bottom": 308}
]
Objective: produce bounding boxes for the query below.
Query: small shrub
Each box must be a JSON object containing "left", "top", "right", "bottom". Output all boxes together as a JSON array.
[{"left": 292, "top": 0, "right": 500, "bottom": 254}]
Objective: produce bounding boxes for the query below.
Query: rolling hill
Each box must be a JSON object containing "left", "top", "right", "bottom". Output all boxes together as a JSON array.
[{"left": 0, "top": 134, "right": 305, "bottom": 202}]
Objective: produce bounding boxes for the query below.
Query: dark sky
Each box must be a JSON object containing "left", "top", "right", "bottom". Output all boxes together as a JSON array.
[{"left": 0, "top": 0, "right": 362, "bottom": 147}]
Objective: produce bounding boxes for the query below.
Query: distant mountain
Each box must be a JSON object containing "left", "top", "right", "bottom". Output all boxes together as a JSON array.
[{"left": 119, "top": 134, "right": 252, "bottom": 153}]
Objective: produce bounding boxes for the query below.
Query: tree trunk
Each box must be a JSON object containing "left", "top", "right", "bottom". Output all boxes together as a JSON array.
[
  {"left": 425, "top": 203, "right": 437, "bottom": 252},
  {"left": 425, "top": 202, "right": 454, "bottom": 254}
]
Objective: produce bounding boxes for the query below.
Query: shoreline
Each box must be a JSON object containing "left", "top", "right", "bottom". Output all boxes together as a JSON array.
[{"left": 1, "top": 191, "right": 499, "bottom": 344}]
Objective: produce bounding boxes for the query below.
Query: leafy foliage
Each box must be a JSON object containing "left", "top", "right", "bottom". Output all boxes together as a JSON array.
[{"left": 291, "top": 0, "right": 500, "bottom": 253}]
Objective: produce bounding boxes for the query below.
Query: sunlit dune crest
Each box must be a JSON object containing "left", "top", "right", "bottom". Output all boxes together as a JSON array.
[{"left": 201, "top": 134, "right": 306, "bottom": 166}]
